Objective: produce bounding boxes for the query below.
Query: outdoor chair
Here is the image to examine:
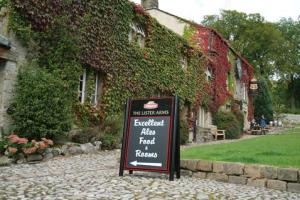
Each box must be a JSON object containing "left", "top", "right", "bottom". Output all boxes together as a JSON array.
[{"left": 213, "top": 129, "right": 226, "bottom": 140}]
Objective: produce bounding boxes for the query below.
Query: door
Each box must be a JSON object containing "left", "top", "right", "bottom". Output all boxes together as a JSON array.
[{"left": 0, "top": 59, "right": 6, "bottom": 137}]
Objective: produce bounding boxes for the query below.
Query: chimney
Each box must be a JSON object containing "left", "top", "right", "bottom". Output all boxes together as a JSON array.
[{"left": 141, "top": 0, "right": 159, "bottom": 10}]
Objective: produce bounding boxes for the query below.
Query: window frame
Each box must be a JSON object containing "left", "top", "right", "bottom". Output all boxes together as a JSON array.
[
  {"left": 129, "top": 23, "right": 146, "bottom": 48},
  {"left": 78, "top": 68, "right": 87, "bottom": 104}
]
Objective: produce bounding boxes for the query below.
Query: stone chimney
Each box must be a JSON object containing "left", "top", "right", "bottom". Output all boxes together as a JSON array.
[{"left": 141, "top": 0, "right": 159, "bottom": 9}]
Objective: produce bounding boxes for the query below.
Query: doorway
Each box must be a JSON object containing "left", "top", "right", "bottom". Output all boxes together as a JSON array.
[{"left": 0, "top": 59, "right": 6, "bottom": 137}]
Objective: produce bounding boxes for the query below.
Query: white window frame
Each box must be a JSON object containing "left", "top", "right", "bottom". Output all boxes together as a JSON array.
[
  {"left": 91, "top": 72, "right": 99, "bottom": 106},
  {"left": 180, "top": 55, "right": 188, "bottom": 70},
  {"left": 226, "top": 73, "right": 230, "bottom": 91},
  {"left": 243, "top": 83, "right": 247, "bottom": 101},
  {"left": 79, "top": 69, "right": 87, "bottom": 104},
  {"left": 205, "top": 66, "right": 212, "bottom": 81},
  {"left": 236, "top": 58, "right": 242, "bottom": 80},
  {"left": 129, "top": 23, "right": 146, "bottom": 48}
]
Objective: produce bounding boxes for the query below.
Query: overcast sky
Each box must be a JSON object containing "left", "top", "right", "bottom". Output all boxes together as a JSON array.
[{"left": 130, "top": 0, "right": 300, "bottom": 23}]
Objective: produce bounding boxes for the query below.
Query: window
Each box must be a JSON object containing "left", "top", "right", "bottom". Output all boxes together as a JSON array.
[
  {"left": 0, "top": 59, "right": 6, "bottom": 110},
  {"left": 235, "top": 79, "right": 241, "bottom": 99},
  {"left": 236, "top": 58, "right": 242, "bottom": 80},
  {"left": 129, "top": 23, "right": 146, "bottom": 48},
  {"left": 205, "top": 66, "right": 212, "bottom": 81},
  {"left": 91, "top": 71, "right": 99, "bottom": 105},
  {"left": 242, "top": 83, "right": 247, "bottom": 101},
  {"left": 235, "top": 80, "right": 247, "bottom": 101},
  {"left": 226, "top": 72, "right": 230, "bottom": 91},
  {"left": 180, "top": 55, "right": 188, "bottom": 70},
  {"left": 79, "top": 69, "right": 103, "bottom": 106},
  {"left": 197, "top": 107, "right": 205, "bottom": 127},
  {"left": 78, "top": 69, "right": 86, "bottom": 104}
]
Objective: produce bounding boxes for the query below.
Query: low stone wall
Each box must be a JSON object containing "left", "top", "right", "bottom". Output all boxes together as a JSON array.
[
  {"left": 0, "top": 142, "right": 102, "bottom": 166},
  {"left": 181, "top": 159, "right": 300, "bottom": 193},
  {"left": 283, "top": 114, "right": 300, "bottom": 124}
]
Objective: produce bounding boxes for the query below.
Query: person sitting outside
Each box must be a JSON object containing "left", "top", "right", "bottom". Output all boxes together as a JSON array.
[
  {"left": 260, "top": 115, "right": 267, "bottom": 128},
  {"left": 250, "top": 119, "right": 256, "bottom": 130}
]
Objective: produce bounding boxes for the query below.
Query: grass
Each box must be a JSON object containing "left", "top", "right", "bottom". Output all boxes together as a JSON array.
[{"left": 181, "top": 126, "right": 300, "bottom": 168}]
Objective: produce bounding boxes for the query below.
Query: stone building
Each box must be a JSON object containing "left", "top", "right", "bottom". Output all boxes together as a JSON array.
[
  {"left": 142, "top": 0, "right": 254, "bottom": 141},
  {"left": 0, "top": 1, "right": 254, "bottom": 143}
]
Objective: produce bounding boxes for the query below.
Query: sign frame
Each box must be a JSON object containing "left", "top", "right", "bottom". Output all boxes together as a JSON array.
[{"left": 119, "top": 96, "right": 180, "bottom": 181}]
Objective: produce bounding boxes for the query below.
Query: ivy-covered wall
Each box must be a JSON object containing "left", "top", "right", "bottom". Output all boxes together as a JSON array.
[
  {"left": 182, "top": 22, "right": 254, "bottom": 116},
  {"left": 5, "top": 0, "right": 209, "bottom": 131}
]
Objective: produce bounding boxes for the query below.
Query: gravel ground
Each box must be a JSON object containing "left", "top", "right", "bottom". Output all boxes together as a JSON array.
[{"left": 0, "top": 150, "right": 299, "bottom": 200}]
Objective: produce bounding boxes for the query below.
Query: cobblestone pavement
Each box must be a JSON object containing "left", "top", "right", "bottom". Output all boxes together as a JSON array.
[{"left": 1, "top": 151, "right": 300, "bottom": 200}]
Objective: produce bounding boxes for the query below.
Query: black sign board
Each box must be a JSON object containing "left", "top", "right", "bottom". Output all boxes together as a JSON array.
[{"left": 119, "top": 96, "right": 180, "bottom": 181}]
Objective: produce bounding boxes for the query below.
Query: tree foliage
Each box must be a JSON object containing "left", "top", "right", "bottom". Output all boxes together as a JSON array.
[
  {"left": 203, "top": 10, "right": 300, "bottom": 114},
  {"left": 213, "top": 111, "right": 241, "bottom": 139},
  {"left": 254, "top": 79, "right": 274, "bottom": 120},
  {"left": 202, "top": 10, "right": 286, "bottom": 76},
  {"left": 274, "top": 18, "right": 300, "bottom": 111},
  {"left": 13, "top": 65, "right": 73, "bottom": 140}
]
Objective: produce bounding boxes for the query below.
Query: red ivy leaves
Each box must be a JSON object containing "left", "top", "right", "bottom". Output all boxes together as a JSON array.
[
  {"left": 191, "top": 25, "right": 254, "bottom": 116},
  {"left": 133, "top": 4, "right": 149, "bottom": 17},
  {"left": 12, "top": 0, "right": 63, "bottom": 31},
  {"left": 193, "top": 25, "right": 231, "bottom": 112}
]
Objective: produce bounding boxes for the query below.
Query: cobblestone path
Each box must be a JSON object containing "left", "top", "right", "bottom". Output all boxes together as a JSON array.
[{"left": 0, "top": 151, "right": 300, "bottom": 200}]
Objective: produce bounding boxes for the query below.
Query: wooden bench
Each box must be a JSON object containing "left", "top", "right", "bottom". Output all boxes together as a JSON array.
[
  {"left": 261, "top": 127, "right": 270, "bottom": 135},
  {"left": 251, "top": 128, "right": 262, "bottom": 135},
  {"left": 213, "top": 129, "right": 226, "bottom": 140}
]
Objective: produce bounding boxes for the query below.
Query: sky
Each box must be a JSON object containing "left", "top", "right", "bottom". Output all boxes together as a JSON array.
[{"left": 130, "top": 0, "right": 300, "bottom": 23}]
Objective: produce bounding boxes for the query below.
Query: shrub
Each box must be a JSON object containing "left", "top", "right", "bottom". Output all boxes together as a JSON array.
[
  {"left": 180, "top": 119, "right": 189, "bottom": 145},
  {"left": 74, "top": 103, "right": 102, "bottom": 127},
  {"left": 100, "top": 114, "right": 124, "bottom": 150},
  {"left": 254, "top": 79, "right": 274, "bottom": 120},
  {"left": 0, "top": 140, "right": 8, "bottom": 155},
  {"left": 70, "top": 128, "right": 101, "bottom": 144},
  {"left": 101, "top": 114, "right": 124, "bottom": 137},
  {"left": 232, "top": 109, "right": 245, "bottom": 132},
  {"left": 100, "top": 133, "right": 119, "bottom": 150},
  {"left": 12, "top": 66, "right": 73, "bottom": 140},
  {"left": 213, "top": 111, "right": 241, "bottom": 139}
]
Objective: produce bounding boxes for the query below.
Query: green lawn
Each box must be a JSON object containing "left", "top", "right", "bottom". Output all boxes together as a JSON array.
[{"left": 181, "top": 126, "right": 300, "bottom": 168}]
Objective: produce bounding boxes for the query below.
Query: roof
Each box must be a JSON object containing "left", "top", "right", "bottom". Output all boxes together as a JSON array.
[
  {"left": 0, "top": 35, "right": 11, "bottom": 49},
  {"left": 145, "top": 7, "right": 254, "bottom": 71}
]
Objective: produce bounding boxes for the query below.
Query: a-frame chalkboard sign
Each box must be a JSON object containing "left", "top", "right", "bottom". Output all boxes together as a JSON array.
[{"left": 119, "top": 96, "right": 180, "bottom": 181}]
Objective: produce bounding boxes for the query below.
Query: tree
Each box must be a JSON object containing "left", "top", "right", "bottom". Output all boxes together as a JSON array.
[
  {"left": 275, "top": 18, "right": 300, "bottom": 111},
  {"left": 254, "top": 79, "right": 274, "bottom": 121},
  {"left": 202, "top": 10, "right": 286, "bottom": 77}
]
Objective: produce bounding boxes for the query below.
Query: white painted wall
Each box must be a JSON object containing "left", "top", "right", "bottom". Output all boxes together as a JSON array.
[
  {"left": 147, "top": 9, "right": 188, "bottom": 36},
  {"left": 147, "top": 9, "right": 215, "bottom": 129}
]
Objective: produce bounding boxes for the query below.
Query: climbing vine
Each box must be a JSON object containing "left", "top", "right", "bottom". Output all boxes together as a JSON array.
[
  {"left": 190, "top": 25, "right": 231, "bottom": 112},
  {"left": 184, "top": 24, "right": 254, "bottom": 116},
  {"left": 4, "top": 0, "right": 209, "bottom": 128}
]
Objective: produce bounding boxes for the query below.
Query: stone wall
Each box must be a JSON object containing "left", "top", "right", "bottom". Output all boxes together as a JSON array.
[
  {"left": 0, "top": 61, "right": 18, "bottom": 135},
  {"left": 283, "top": 114, "right": 300, "bottom": 124},
  {"left": 0, "top": 8, "right": 27, "bottom": 137},
  {"left": 181, "top": 159, "right": 300, "bottom": 193}
]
